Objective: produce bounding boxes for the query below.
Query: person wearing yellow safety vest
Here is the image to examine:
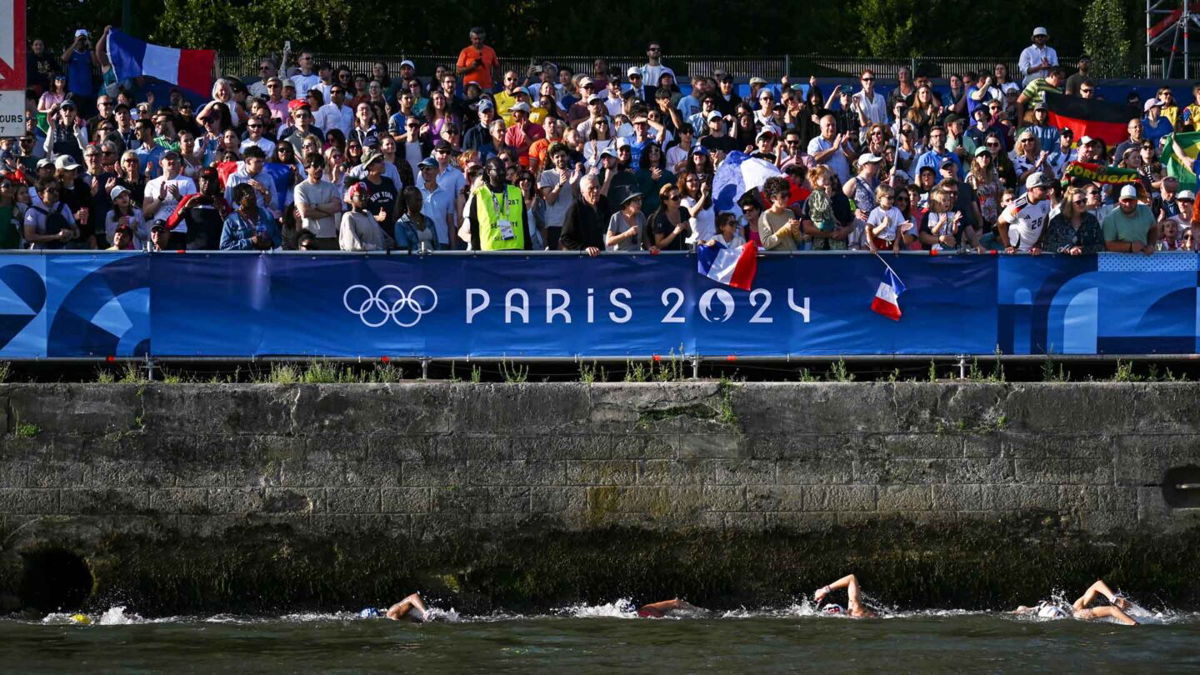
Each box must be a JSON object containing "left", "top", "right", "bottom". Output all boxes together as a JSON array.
[{"left": 467, "top": 157, "right": 534, "bottom": 250}]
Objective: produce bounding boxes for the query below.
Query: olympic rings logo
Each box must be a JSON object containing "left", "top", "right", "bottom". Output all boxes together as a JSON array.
[{"left": 343, "top": 285, "right": 439, "bottom": 328}]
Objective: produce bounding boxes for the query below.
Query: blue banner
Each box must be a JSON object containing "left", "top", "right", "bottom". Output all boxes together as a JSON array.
[{"left": 0, "top": 252, "right": 1195, "bottom": 359}]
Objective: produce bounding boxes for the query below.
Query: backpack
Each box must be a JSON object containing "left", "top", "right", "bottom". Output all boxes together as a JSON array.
[{"left": 28, "top": 203, "right": 70, "bottom": 249}]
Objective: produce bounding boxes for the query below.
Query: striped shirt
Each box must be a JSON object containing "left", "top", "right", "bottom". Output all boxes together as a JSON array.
[{"left": 1020, "top": 78, "right": 1061, "bottom": 108}]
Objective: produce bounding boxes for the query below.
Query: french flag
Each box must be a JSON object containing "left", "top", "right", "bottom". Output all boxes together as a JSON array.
[
  {"left": 697, "top": 240, "right": 758, "bottom": 291},
  {"left": 107, "top": 29, "right": 215, "bottom": 96},
  {"left": 870, "top": 266, "right": 906, "bottom": 321}
]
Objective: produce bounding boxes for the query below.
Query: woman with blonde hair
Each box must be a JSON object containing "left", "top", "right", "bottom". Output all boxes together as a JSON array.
[
  {"left": 1044, "top": 185, "right": 1105, "bottom": 255},
  {"left": 198, "top": 78, "right": 247, "bottom": 128}
]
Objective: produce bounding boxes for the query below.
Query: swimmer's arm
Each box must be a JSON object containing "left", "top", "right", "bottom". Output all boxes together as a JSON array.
[
  {"left": 639, "top": 598, "right": 686, "bottom": 614},
  {"left": 1073, "top": 579, "right": 1119, "bottom": 611},
  {"left": 815, "top": 573, "right": 860, "bottom": 604}
]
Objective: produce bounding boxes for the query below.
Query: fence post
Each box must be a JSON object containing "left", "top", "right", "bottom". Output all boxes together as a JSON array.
[{"left": 784, "top": 54, "right": 791, "bottom": 78}]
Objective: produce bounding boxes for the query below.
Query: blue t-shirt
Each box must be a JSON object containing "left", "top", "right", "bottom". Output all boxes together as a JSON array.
[
  {"left": 66, "top": 50, "right": 93, "bottom": 97},
  {"left": 133, "top": 144, "right": 164, "bottom": 180},
  {"left": 1143, "top": 116, "right": 1173, "bottom": 148},
  {"left": 915, "top": 149, "right": 963, "bottom": 179}
]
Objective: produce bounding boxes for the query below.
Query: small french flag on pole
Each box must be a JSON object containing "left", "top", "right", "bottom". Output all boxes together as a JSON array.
[
  {"left": 107, "top": 29, "right": 215, "bottom": 96},
  {"left": 870, "top": 265, "right": 906, "bottom": 321},
  {"left": 697, "top": 240, "right": 758, "bottom": 291}
]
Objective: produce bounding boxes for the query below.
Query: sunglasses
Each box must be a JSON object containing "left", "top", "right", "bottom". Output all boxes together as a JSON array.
[
  {"left": 1080, "top": 88, "right": 1094, "bottom": 94},
  {"left": 1071, "top": 198, "right": 1087, "bottom": 205},
  {"left": 861, "top": 77, "right": 874, "bottom": 82}
]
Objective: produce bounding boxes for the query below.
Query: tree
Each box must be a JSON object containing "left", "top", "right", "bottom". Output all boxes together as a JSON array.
[
  {"left": 1083, "top": 0, "right": 1133, "bottom": 77},
  {"left": 856, "top": 0, "right": 921, "bottom": 58}
]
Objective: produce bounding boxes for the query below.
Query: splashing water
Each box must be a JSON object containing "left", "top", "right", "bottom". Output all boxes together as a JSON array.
[
  {"left": 556, "top": 599, "right": 638, "bottom": 619},
  {"left": 97, "top": 606, "right": 142, "bottom": 625}
]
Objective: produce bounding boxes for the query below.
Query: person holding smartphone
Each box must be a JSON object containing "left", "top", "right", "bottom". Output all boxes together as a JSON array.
[{"left": 456, "top": 27, "right": 500, "bottom": 92}]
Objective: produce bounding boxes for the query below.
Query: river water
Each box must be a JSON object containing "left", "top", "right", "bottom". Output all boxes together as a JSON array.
[{"left": 4, "top": 602, "right": 1198, "bottom": 672}]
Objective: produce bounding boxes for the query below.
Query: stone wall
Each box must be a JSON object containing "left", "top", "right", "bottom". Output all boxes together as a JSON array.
[{"left": 1, "top": 382, "right": 1198, "bottom": 613}]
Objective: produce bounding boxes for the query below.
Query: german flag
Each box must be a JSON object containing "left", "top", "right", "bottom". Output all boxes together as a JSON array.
[{"left": 1044, "top": 92, "right": 1132, "bottom": 147}]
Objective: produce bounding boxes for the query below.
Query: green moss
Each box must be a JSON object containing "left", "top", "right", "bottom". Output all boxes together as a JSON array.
[{"left": 13, "top": 422, "right": 40, "bottom": 438}]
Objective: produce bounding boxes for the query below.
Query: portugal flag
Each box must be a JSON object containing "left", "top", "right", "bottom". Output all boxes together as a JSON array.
[{"left": 1044, "top": 92, "right": 1132, "bottom": 148}]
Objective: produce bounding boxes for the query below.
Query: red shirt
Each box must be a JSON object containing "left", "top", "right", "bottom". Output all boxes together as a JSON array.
[{"left": 456, "top": 45, "right": 499, "bottom": 90}]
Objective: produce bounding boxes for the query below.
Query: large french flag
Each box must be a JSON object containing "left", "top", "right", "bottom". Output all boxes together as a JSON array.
[
  {"left": 107, "top": 29, "right": 215, "bottom": 96},
  {"left": 870, "top": 266, "right": 906, "bottom": 321},
  {"left": 697, "top": 240, "right": 758, "bottom": 291}
]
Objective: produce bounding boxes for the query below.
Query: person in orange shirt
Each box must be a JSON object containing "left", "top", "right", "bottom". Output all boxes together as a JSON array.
[{"left": 456, "top": 27, "right": 500, "bottom": 92}]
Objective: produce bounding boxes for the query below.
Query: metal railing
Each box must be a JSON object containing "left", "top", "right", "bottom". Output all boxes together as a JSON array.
[{"left": 216, "top": 52, "right": 1068, "bottom": 84}]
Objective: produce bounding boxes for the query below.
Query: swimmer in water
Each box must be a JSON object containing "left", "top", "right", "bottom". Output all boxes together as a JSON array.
[
  {"left": 636, "top": 598, "right": 706, "bottom": 618},
  {"left": 385, "top": 593, "right": 429, "bottom": 622},
  {"left": 1014, "top": 579, "right": 1138, "bottom": 626},
  {"left": 813, "top": 573, "right": 877, "bottom": 618}
]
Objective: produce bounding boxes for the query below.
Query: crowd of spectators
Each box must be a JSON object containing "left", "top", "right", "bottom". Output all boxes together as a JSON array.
[{"left": 4, "top": 25, "right": 1194, "bottom": 256}]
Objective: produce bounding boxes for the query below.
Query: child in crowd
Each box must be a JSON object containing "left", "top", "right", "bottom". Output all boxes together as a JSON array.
[
  {"left": 866, "top": 184, "right": 908, "bottom": 254},
  {"left": 805, "top": 165, "right": 848, "bottom": 251},
  {"left": 701, "top": 211, "right": 746, "bottom": 248},
  {"left": 920, "top": 184, "right": 963, "bottom": 251}
]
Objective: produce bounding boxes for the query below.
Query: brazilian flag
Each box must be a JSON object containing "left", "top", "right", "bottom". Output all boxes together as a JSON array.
[{"left": 1162, "top": 131, "right": 1200, "bottom": 192}]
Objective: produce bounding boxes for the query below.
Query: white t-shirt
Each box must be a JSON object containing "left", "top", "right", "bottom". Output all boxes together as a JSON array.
[
  {"left": 294, "top": 178, "right": 341, "bottom": 238},
  {"left": 403, "top": 141, "right": 423, "bottom": 171},
  {"left": 538, "top": 169, "right": 577, "bottom": 229},
  {"left": 292, "top": 72, "right": 321, "bottom": 98},
  {"left": 665, "top": 144, "right": 691, "bottom": 172},
  {"left": 867, "top": 206, "right": 906, "bottom": 242},
  {"left": 316, "top": 103, "right": 353, "bottom": 138},
  {"left": 681, "top": 196, "right": 715, "bottom": 243},
  {"left": 852, "top": 90, "right": 889, "bottom": 125},
  {"left": 999, "top": 194, "right": 1052, "bottom": 250},
  {"left": 239, "top": 136, "right": 276, "bottom": 158},
  {"left": 144, "top": 175, "right": 198, "bottom": 231}
]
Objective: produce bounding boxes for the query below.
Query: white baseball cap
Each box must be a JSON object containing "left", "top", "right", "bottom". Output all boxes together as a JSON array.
[
  {"left": 1032, "top": 27, "right": 1048, "bottom": 37},
  {"left": 627, "top": 66, "right": 641, "bottom": 77},
  {"left": 1024, "top": 171, "right": 1053, "bottom": 190},
  {"left": 1119, "top": 184, "right": 1139, "bottom": 200},
  {"left": 1143, "top": 98, "right": 1163, "bottom": 112},
  {"left": 1178, "top": 190, "right": 1196, "bottom": 200},
  {"left": 75, "top": 29, "right": 90, "bottom": 38},
  {"left": 857, "top": 153, "right": 884, "bottom": 166}
]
